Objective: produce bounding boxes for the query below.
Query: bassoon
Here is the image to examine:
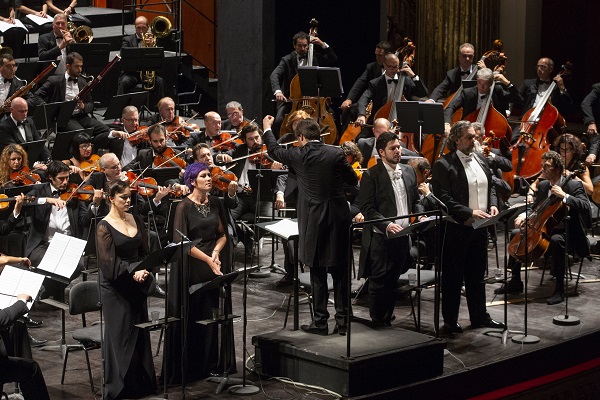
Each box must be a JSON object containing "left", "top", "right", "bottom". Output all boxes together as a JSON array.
[
  {"left": 0, "top": 61, "right": 57, "bottom": 115},
  {"left": 75, "top": 55, "right": 121, "bottom": 102}
]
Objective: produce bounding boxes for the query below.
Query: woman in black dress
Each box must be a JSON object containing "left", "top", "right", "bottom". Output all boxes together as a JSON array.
[
  {"left": 96, "top": 179, "right": 157, "bottom": 399},
  {"left": 163, "top": 161, "right": 231, "bottom": 384}
]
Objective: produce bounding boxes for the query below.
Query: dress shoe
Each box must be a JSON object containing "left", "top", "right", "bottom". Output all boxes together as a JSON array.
[
  {"left": 24, "top": 316, "right": 43, "bottom": 329},
  {"left": 300, "top": 323, "right": 328, "bottom": 336},
  {"left": 443, "top": 322, "right": 463, "bottom": 334},
  {"left": 152, "top": 285, "right": 166, "bottom": 298},
  {"left": 547, "top": 291, "right": 564, "bottom": 305},
  {"left": 333, "top": 324, "right": 347, "bottom": 336},
  {"left": 276, "top": 274, "right": 293, "bottom": 287},
  {"left": 494, "top": 279, "right": 524, "bottom": 295},
  {"left": 471, "top": 315, "right": 505, "bottom": 329},
  {"left": 29, "top": 334, "right": 47, "bottom": 347}
]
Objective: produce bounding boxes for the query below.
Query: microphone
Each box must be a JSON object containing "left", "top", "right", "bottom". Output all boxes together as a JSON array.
[
  {"left": 238, "top": 220, "right": 255, "bottom": 236},
  {"left": 519, "top": 176, "right": 537, "bottom": 196},
  {"left": 174, "top": 228, "right": 192, "bottom": 242},
  {"left": 428, "top": 192, "right": 448, "bottom": 212}
]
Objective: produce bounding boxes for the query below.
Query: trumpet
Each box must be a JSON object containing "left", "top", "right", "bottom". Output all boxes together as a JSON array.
[{"left": 140, "top": 16, "right": 172, "bottom": 91}]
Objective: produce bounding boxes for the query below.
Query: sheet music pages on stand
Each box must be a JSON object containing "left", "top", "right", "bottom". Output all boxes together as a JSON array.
[
  {"left": 263, "top": 218, "right": 299, "bottom": 240},
  {"left": 26, "top": 14, "right": 53, "bottom": 26},
  {"left": 0, "top": 265, "right": 45, "bottom": 310},
  {"left": 36, "top": 233, "right": 87, "bottom": 280},
  {"left": 0, "top": 19, "right": 28, "bottom": 33}
]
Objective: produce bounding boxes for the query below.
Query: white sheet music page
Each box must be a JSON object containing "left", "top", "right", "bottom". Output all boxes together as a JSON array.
[
  {"left": 36, "top": 233, "right": 87, "bottom": 279},
  {"left": 0, "top": 19, "right": 28, "bottom": 33},
  {"left": 26, "top": 14, "right": 53, "bottom": 26},
  {"left": 266, "top": 218, "right": 299, "bottom": 239},
  {"left": 0, "top": 265, "right": 45, "bottom": 310}
]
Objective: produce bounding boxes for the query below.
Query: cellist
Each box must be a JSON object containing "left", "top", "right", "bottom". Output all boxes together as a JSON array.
[
  {"left": 428, "top": 43, "right": 483, "bottom": 103},
  {"left": 495, "top": 151, "right": 590, "bottom": 306},
  {"left": 270, "top": 31, "right": 337, "bottom": 134},
  {"left": 355, "top": 53, "right": 428, "bottom": 128}
]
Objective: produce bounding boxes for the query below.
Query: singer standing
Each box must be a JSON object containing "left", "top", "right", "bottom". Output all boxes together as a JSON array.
[{"left": 431, "top": 120, "right": 505, "bottom": 336}]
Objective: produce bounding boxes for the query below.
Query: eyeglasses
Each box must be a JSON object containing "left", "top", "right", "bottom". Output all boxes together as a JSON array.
[
  {"left": 79, "top": 143, "right": 92, "bottom": 149},
  {"left": 122, "top": 117, "right": 139, "bottom": 123}
]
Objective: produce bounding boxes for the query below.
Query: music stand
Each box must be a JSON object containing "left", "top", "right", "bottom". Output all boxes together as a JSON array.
[
  {"left": 120, "top": 47, "right": 165, "bottom": 73},
  {"left": 298, "top": 67, "right": 343, "bottom": 128},
  {"left": 32, "top": 100, "right": 76, "bottom": 134},
  {"left": 396, "top": 101, "right": 444, "bottom": 151},
  {"left": 50, "top": 128, "right": 92, "bottom": 161},
  {"left": 103, "top": 91, "right": 149, "bottom": 120},
  {"left": 68, "top": 43, "right": 110, "bottom": 74},
  {"left": 146, "top": 167, "right": 181, "bottom": 186},
  {"left": 20, "top": 140, "right": 46, "bottom": 167}
]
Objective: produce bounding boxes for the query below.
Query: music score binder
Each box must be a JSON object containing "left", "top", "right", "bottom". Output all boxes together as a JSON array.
[
  {"left": 0, "top": 265, "right": 45, "bottom": 310},
  {"left": 35, "top": 233, "right": 87, "bottom": 284}
]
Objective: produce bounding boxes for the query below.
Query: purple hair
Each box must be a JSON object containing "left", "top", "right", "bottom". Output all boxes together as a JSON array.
[{"left": 183, "top": 162, "right": 210, "bottom": 191}]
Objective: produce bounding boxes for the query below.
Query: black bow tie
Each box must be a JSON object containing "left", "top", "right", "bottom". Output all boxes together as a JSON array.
[
  {"left": 52, "top": 190, "right": 59, "bottom": 198},
  {"left": 298, "top": 54, "right": 307, "bottom": 60},
  {"left": 16, "top": 120, "right": 23, "bottom": 126},
  {"left": 460, "top": 70, "right": 470, "bottom": 76},
  {"left": 388, "top": 78, "right": 398, "bottom": 84},
  {"left": 539, "top": 79, "right": 552, "bottom": 85},
  {"left": 68, "top": 76, "right": 78, "bottom": 83},
  {"left": 480, "top": 94, "right": 487, "bottom": 100},
  {"left": 4, "top": 78, "right": 11, "bottom": 84}
]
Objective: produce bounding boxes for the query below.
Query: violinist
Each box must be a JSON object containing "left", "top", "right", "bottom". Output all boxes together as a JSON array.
[
  {"left": 61, "top": 132, "right": 95, "bottom": 183},
  {"left": 511, "top": 58, "right": 571, "bottom": 144},
  {"left": 278, "top": 109, "right": 311, "bottom": 144},
  {"left": 0, "top": 97, "right": 51, "bottom": 163},
  {"left": 496, "top": 151, "right": 591, "bottom": 306},
  {"left": 184, "top": 111, "right": 234, "bottom": 164},
  {"left": 356, "top": 53, "right": 428, "bottom": 127},
  {"left": 0, "top": 144, "right": 42, "bottom": 188},
  {"left": 149, "top": 97, "right": 195, "bottom": 145},
  {"left": 193, "top": 143, "right": 238, "bottom": 201},
  {"left": 108, "top": 105, "right": 144, "bottom": 166},
  {"left": 19, "top": 161, "right": 87, "bottom": 301},
  {"left": 270, "top": 31, "right": 337, "bottom": 134},
  {"left": 222, "top": 101, "right": 251, "bottom": 131}
]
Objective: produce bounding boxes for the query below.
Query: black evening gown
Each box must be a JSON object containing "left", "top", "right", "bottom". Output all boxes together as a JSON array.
[
  {"left": 97, "top": 216, "right": 157, "bottom": 400},
  {"left": 162, "top": 195, "right": 236, "bottom": 385}
]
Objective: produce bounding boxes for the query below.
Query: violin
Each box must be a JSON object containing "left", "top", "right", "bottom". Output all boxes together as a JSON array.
[
  {"left": 166, "top": 115, "right": 199, "bottom": 142},
  {"left": 127, "top": 126, "right": 150, "bottom": 145},
  {"left": 153, "top": 147, "right": 187, "bottom": 170},
  {"left": 210, "top": 167, "right": 252, "bottom": 194},
  {"left": 60, "top": 183, "right": 97, "bottom": 202},
  {"left": 79, "top": 154, "right": 102, "bottom": 175},
  {"left": 210, "top": 131, "right": 238, "bottom": 152},
  {"left": 0, "top": 194, "right": 35, "bottom": 210},
  {"left": 248, "top": 145, "right": 273, "bottom": 168},
  {"left": 9, "top": 166, "right": 41, "bottom": 186},
  {"left": 126, "top": 171, "right": 183, "bottom": 197}
]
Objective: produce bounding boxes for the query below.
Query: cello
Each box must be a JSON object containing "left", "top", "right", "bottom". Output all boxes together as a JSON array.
[
  {"left": 504, "top": 62, "right": 573, "bottom": 191},
  {"left": 279, "top": 18, "right": 338, "bottom": 145}
]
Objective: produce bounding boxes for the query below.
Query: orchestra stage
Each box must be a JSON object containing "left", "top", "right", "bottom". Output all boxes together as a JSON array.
[{"left": 20, "top": 214, "right": 600, "bottom": 399}]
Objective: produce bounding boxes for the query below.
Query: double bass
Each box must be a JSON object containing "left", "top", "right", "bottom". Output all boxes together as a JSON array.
[
  {"left": 279, "top": 18, "right": 338, "bottom": 144},
  {"left": 504, "top": 62, "right": 573, "bottom": 191}
]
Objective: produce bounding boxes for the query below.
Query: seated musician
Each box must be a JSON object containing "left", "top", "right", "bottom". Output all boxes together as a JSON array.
[
  {"left": 37, "top": 13, "right": 74, "bottom": 76},
  {"left": 229, "top": 123, "right": 284, "bottom": 257},
  {"left": 18, "top": 161, "right": 87, "bottom": 300},
  {"left": 340, "top": 41, "right": 392, "bottom": 132},
  {"left": 17, "top": 0, "right": 52, "bottom": 35},
  {"left": 45, "top": 0, "right": 92, "bottom": 27},
  {"left": 148, "top": 97, "right": 193, "bottom": 146},
  {"left": 0, "top": 55, "right": 29, "bottom": 112},
  {"left": 117, "top": 15, "right": 165, "bottom": 101},
  {"left": 61, "top": 132, "right": 95, "bottom": 183},
  {"left": 107, "top": 105, "right": 145, "bottom": 165},
  {"left": 184, "top": 110, "right": 234, "bottom": 164},
  {"left": 581, "top": 82, "right": 600, "bottom": 166},
  {"left": 222, "top": 101, "right": 251, "bottom": 131},
  {"left": 0, "top": 6, "right": 26, "bottom": 58},
  {"left": 31, "top": 52, "right": 114, "bottom": 154},
  {"left": 511, "top": 57, "right": 571, "bottom": 144},
  {"left": 0, "top": 144, "right": 44, "bottom": 192},
  {"left": 357, "top": 118, "right": 418, "bottom": 169},
  {"left": 355, "top": 53, "right": 429, "bottom": 128},
  {"left": 443, "top": 68, "right": 521, "bottom": 139},
  {"left": 495, "top": 150, "right": 591, "bottom": 305},
  {"left": 0, "top": 97, "right": 51, "bottom": 164},
  {"left": 270, "top": 31, "right": 337, "bottom": 135}
]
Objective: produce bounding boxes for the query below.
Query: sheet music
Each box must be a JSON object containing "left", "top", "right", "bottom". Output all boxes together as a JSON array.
[
  {"left": 0, "top": 19, "right": 28, "bottom": 33},
  {"left": 36, "top": 233, "right": 87, "bottom": 279},
  {"left": 0, "top": 266, "right": 45, "bottom": 310},
  {"left": 26, "top": 14, "right": 53, "bottom": 26},
  {"left": 263, "top": 218, "right": 299, "bottom": 239}
]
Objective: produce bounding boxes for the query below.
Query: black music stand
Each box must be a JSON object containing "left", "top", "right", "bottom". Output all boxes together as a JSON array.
[
  {"left": 120, "top": 47, "right": 165, "bottom": 73},
  {"left": 396, "top": 101, "right": 444, "bottom": 151},
  {"left": 32, "top": 100, "right": 76, "bottom": 134},
  {"left": 298, "top": 66, "right": 343, "bottom": 125},
  {"left": 50, "top": 128, "right": 92, "bottom": 161},
  {"left": 20, "top": 140, "right": 47, "bottom": 166},
  {"left": 146, "top": 167, "right": 181, "bottom": 186},
  {"left": 102, "top": 91, "right": 149, "bottom": 120},
  {"left": 68, "top": 43, "right": 110, "bottom": 74}
]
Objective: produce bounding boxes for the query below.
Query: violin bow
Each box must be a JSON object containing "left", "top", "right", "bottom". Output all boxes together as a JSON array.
[
  {"left": 209, "top": 133, "right": 240, "bottom": 150},
  {"left": 154, "top": 148, "right": 188, "bottom": 169}
]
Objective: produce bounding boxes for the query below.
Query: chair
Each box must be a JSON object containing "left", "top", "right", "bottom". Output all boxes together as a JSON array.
[
  {"left": 176, "top": 74, "right": 201, "bottom": 117},
  {"left": 398, "top": 268, "right": 436, "bottom": 331},
  {"left": 283, "top": 272, "right": 334, "bottom": 328},
  {"left": 61, "top": 281, "right": 102, "bottom": 394}
]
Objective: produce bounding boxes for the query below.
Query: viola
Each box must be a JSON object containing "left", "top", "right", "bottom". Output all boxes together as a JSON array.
[
  {"left": 210, "top": 131, "right": 238, "bottom": 152},
  {"left": 210, "top": 167, "right": 252, "bottom": 194},
  {"left": 126, "top": 171, "right": 183, "bottom": 197},
  {"left": 153, "top": 147, "right": 187, "bottom": 170},
  {"left": 60, "top": 183, "right": 97, "bottom": 202},
  {"left": 9, "top": 166, "right": 41, "bottom": 186},
  {"left": 0, "top": 194, "right": 35, "bottom": 210},
  {"left": 79, "top": 154, "right": 101, "bottom": 175}
]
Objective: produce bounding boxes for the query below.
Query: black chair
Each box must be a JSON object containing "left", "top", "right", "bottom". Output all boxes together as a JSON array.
[{"left": 61, "top": 281, "right": 102, "bottom": 394}]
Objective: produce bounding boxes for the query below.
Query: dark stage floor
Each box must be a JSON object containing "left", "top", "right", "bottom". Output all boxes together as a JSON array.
[{"left": 11, "top": 209, "right": 600, "bottom": 399}]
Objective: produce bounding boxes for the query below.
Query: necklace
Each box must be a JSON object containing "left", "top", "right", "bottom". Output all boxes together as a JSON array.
[{"left": 192, "top": 198, "right": 210, "bottom": 218}]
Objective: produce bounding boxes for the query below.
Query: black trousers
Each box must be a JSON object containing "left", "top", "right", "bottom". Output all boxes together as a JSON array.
[
  {"left": 0, "top": 356, "right": 50, "bottom": 400},
  {"left": 309, "top": 258, "right": 349, "bottom": 328},
  {"left": 441, "top": 223, "right": 488, "bottom": 325}
]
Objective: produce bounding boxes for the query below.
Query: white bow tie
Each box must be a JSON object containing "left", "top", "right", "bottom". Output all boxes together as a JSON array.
[
  {"left": 391, "top": 170, "right": 402, "bottom": 180},
  {"left": 459, "top": 154, "right": 473, "bottom": 163}
]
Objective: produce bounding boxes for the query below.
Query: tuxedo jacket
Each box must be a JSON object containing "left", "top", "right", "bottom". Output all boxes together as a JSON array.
[
  {"left": 0, "top": 116, "right": 51, "bottom": 160},
  {"left": 0, "top": 301, "right": 28, "bottom": 358},
  {"left": 37, "top": 31, "right": 65, "bottom": 62},
  {"left": 581, "top": 83, "right": 600, "bottom": 126},
  {"left": 1, "top": 77, "right": 27, "bottom": 103},
  {"left": 23, "top": 182, "right": 89, "bottom": 257},
  {"left": 221, "top": 117, "right": 251, "bottom": 132},
  {"left": 32, "top": 74, "right": 94, "bottom": 114},
  {"left": 431, "top": 151, "right": 497, "bottom": 225},
  {"left": 357, "top": 162, "right": 423, "bottom": 278},
  {"left": 429, "top": 67, "right": 466, "bottom": 101},
  {"left": 357, "top": 73, "right": 429, "bottom": 118},
  {"left": 443, "top": 84, "right": 522, "bottom": 124},
  {"left": 530, "top": 178, "right": 591, "bottom": 258},
  {"left": 347, "top": 61, "right": 383, "bottom": 103},
  {"left": 517, "top": 78, "right": 572, "bottom": 115},
  {"left": 270, "top": 48, "right": 338, "bottom": 98},
  {"left": 264, "top": 130, "right": 357, "bottom": 268},
  {"left": 357, "top": 137, "right": 418, "bottom": 168}
]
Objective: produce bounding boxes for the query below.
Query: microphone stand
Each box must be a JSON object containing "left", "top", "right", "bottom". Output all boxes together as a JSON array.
[{"left": 248, "top": 159, "right": 269, "bottom": 278}]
